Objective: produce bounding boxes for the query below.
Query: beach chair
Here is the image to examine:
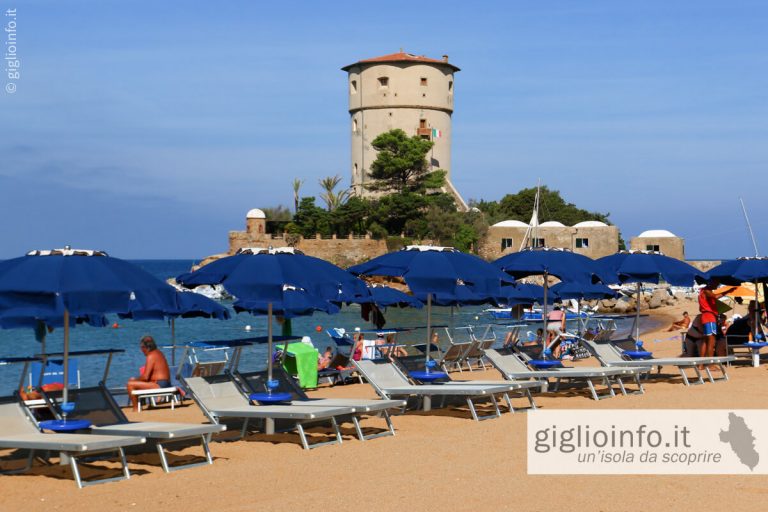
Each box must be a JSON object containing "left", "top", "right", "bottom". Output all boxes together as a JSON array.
[
  {"left": 0, "top": 397, "right": 144, "bottom": 488},
  {"left": 393, "top": 355, "right": 541, "bottom": 411},
  {"left": 353, "top": 359, "right": 517, "bottom": 421},
  {"left": 40, "top": 384, "right": 224, "bottom": 473},
  {"left": 235, "top": 368, "right": 405, "bottom": 441},
  {"left": 485, "top": 349, "right": 646, "bottom": 401},
  {"left": 435, "top": 342, "right": 472, "bottom": 373},
  {"left": 182, "top": 374, "right": 354, "bottom": 450},
  {"left": 580, "top": 337, "right": 736, "bottom": 386}
]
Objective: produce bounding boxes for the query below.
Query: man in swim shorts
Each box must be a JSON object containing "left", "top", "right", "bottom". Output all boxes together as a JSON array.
[
  {"left": 698, "top": 279, "right": 736, "bottom": 360},
  {"left": 127, "top": 335, "right": 172, "bottom": 411}
]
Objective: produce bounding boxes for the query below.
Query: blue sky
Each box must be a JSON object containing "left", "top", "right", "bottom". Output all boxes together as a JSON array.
[{"left": 1, "top": 1, "right": 766, "bottom": 259}]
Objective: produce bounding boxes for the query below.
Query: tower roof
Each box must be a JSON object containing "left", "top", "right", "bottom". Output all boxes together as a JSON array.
[{"left": 342, "top": 51, "right": 460, "bottom": 72}]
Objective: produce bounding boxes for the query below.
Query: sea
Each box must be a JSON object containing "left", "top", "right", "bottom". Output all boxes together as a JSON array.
[{"left": 0, "top": 259, "right": 662, "bottom": 392}]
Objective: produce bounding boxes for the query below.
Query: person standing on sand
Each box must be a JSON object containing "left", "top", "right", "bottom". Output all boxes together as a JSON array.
[
  {"left": 698, "top": 279, "right": 736, "bottom": 360},
  {"left": 127, "top": 335, "right": 171, "bottom": 411}
]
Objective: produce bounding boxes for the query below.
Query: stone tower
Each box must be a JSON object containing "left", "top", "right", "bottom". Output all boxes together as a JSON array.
[{"left": 342, "top": 51, "right": 467, "bottom": 210}]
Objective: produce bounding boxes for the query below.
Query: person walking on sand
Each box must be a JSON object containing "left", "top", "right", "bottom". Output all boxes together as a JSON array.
[
  {"left": 127, "top": 335, "right": 171, "bottom": 411},
  {"left": 698, "top": 279, "right": 736, "bottom": 361}
]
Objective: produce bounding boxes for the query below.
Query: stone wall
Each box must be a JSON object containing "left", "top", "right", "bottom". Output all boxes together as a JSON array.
[
  {"left": 228, "top": 229, "right": 387, "bottom": 267},
  {"left": 687, "top": 260, "right": 722, "bottom": 272}
]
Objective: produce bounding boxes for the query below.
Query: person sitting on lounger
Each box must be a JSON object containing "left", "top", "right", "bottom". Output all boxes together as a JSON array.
[
  {"left": 127, "top": 335, "right": 171, "bottom": 411},
  {"left": 318, "top": 346, "right": 333, "bottom": 370},
  {"left": 666, "top": 311, "right": 691, "bottom": 331}
]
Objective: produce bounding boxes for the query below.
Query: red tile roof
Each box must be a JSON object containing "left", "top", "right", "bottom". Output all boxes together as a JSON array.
[{"left": 342, "top": 51, "right": 460, "bottom": 72}]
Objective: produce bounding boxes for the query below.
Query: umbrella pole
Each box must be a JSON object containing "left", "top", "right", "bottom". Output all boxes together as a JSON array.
[
  {"left": 62, "top": 309, "right": 70, "bottom": 405},
  {"left": 754, "top": 281, "right": 759, "bottom": 342},
  {"left": 425, "top": 293, "right": 432, "bottom": 365},
  {"left": 542, "top": 272, "right": 549, "bottom": 352},
  {"left": 266, "top": 302, "right": 275, "bottom": 435},
  {"left": 171, "top": 318, "right": 176, "bottom": 366},
  {"left": 635, "top": 282, "right": 642, "bottom": 342}
]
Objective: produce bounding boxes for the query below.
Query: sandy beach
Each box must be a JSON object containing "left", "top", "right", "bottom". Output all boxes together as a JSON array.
[{"left": 3, "top": 301, "right": 767, "bottom": 512}]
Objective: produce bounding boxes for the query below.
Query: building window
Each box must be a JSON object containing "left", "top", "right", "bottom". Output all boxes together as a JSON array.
[
  {"left": 353, "top": 163, "right": 358, "bottom": 177},
  {"left": 448, "top": 81, "right": 453, "bottom": 92},
  {"left": 419, "top": 119, "right": 427, "bottom": 128},
  {"left": 501, "top": 238, "right": 514, "bottom": 251},
  {"left": 420, "top": 77, "right": 428, "bottom": 86},
  {"left": 352, "top": 118, "right": 358, "bottom": 133},
  {"left": 378, "top": 77, "right": 389, "bottom": 88},
  {"left": 534, "top": 238, "right": 545, "bottom": 248},
  {"left": 350, "top": 80, "right": 357, "bottom": 94},
  {"left": 575, "top": 238, "right": 589, "bottom": 249},
  {"left": 646, "top": 244, "right": 660, "bottom": 252}
]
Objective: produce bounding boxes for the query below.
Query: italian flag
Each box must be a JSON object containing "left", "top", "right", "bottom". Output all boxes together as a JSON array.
[{"left": 432, "top": 128, "right": 441, "bottom": 138}]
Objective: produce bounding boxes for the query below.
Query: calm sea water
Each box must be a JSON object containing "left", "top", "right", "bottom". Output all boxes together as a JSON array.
[{"left": 0, "top": 259, "right": 660, "bottom": 392}]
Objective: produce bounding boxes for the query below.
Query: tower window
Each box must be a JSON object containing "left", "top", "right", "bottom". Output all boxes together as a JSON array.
[
  {"left": 420, "top": 77, "right": 428, "bottom": 86},
  {"left": 378, "top": 77, "right": 389, "bottom": 88},
  {"left": 419, "top": 119, "right": 427, "bottom": 128},
  {"left": 350, "top": 80, "right": 357, "bottom": 94},
  {"left": 448, "top": 81, "right": 453, "bottom": 92},
  {"left": 352, "top": 118, "right": 358, "bottom": 133}
]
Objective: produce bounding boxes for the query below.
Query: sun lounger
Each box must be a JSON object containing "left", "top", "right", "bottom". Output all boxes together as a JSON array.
[
  {"left": 352, "top": 359, "right": 520, "bottom": 421},
  {"left": 40, "top": 384, "right": 225, "bottom": 472},
  {"left": 131, "top": 387, "right": 181, "bottom": 412},
  {"left": 235, "top": 368, "right": 405, "bottom": 441},
  {"left": 580, "top": 338, "right": 736, "bottom": 386},
  {"left": 182, "top": 374, "right": 355, "bottom": 449},
  {"left": 0, "top": 398, "right": 145, "bottom": 488},
  {"left": 485, "top": 349, "right": 646, "bottom": 400},
  {"left": 393, "top": 355, "right": 541, "bottom": 411}
]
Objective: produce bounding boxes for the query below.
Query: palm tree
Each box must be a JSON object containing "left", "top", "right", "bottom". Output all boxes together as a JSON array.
[
  {"left": 319, "top": 175, "right": 350, "bottom": 211},
  {"left": 292, "top": 178, "right": 304, "bottom": 213}
]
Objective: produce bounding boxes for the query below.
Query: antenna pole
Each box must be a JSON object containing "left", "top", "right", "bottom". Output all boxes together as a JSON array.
[{"left": 740, "top": 198, "right": 760, "bottom": 257}]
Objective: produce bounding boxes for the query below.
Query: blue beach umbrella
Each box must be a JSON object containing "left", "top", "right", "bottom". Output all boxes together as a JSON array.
[
  {"left": 348, "top": 245, "right": 514, "bottom": 364},
  {"left": 707, "top": 257, "right": 768, "bottom": 342},
  {"left": 0, "top": 248, "right": 179, "bottom": 403},
  {"left": 118, "top": 289, "right": 231, "bottom": 364},
  {"left": 550, "top": 282, "right": 616, "bottom": 300},
  {"left": 176, "top": 247, "right": 368, "bottom": 384},
  {"left": 595, "top": 250, "right": 707, "bottom": 341},
  {"left": 494, "top": 247, "right": 603, "bottom": 330},
  {"left": 363, "top": 286, "right": 424, "bottom": 309}
]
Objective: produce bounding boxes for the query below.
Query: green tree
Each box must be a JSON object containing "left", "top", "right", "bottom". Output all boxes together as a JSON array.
[
  {"left": 331, "top": 196, "right": 371, "bottom": 235},
  {"left": 292, "top": 178, "right": 304, "bottom": 213},
  {"left": 475, "top": 186, "right": 612, "bottom": 226},
  {"left": 291, "top": 197, "right": 331, "bottom": 237},
  {"left": 367, "top": 129, "right": 446, "bottom": 193},
  {"left": 318, "top": 175, "right": 351, "bottom": 211}
]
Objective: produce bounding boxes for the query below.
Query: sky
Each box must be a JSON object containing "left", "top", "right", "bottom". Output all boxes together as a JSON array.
[{"left": 1, "top": 0, "right": 766, "bottom": 260}]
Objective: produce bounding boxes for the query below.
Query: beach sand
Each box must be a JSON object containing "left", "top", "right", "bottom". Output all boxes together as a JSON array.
[{"left": 3, "top": 301, "right": 768, "bottom": 512}]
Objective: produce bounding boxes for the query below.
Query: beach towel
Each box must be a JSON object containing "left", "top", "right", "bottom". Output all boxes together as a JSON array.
[{"left": 283, "top": 342, "right": 319, "bottom": 388}]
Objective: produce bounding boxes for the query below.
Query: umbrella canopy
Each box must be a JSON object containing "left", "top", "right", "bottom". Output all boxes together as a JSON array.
[
  {"left": 359, "top": 286, "right": 423, "bottom": 309},
  {"left": 349, "top": 245, "right": 513, "bottom": 365},
  {"left": 550, "top": 282, "right": 617, "bottom": 300},
  {"left": 494, "top": 247, "right": 602, "bottom": 336},
  {"left": 118, "top": 289, "right": 231, "bottom": 321},
  {"left": 177, "top": 247, "right": 368, "bottom": 316},
  {"left": 706, "top": 257, "right": 768, "bottom": 286},
  {"left": 348, "top": 245, "right": 514, "bottom": 297},
  {"left": 0, "top": 248, "right": 179, "bottom": 403},
  {"left": 595, "top": 250, "right": 707, "bottom": 286},
  {"left": 595, "top": 250, "right": 706, "bottom": 341},
  {"left": 498, "top": 283, "right": 556, "bottom": 306},
  {"left": 176, "top": 247, "right": 369, "bottom": 388},
  {"left": 494, "top": 247, "right": 603, "bottom": 284}
]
